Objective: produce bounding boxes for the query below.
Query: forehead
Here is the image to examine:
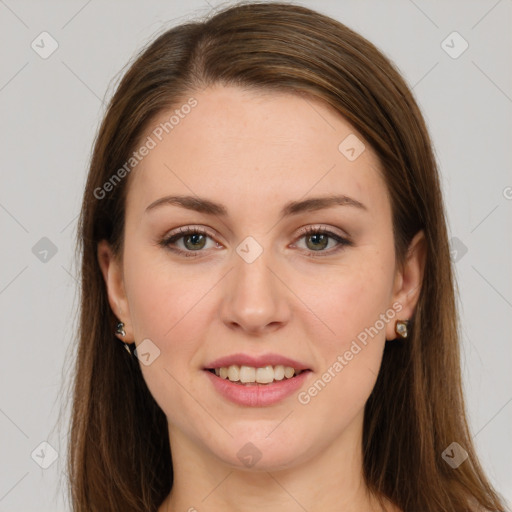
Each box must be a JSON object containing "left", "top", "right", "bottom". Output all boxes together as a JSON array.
[{"left": 126, "top": 85, "right": 389, "bottom": 220}]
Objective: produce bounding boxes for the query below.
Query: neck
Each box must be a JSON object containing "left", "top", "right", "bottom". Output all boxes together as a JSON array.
[{"left": 159, "top": 410, "right": 396, "bottom": 512}]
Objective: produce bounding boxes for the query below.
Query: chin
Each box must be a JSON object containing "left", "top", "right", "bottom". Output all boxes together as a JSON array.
[{"left": 209, "top": 432, "right": 312, "bottom": 472}]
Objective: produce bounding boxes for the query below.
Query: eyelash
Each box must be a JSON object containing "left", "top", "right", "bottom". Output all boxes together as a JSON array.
[{"left": 159, "top": 225, "right": 352, "bottom": 259}]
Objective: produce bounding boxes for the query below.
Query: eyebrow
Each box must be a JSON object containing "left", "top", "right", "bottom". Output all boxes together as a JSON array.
[{"left": 145, "top": 194, "right": 367, "bottom": 218}]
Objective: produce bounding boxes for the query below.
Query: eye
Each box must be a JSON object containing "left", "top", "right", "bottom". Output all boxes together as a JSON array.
[
  {"left": 292, "top": 226, "right": 352, "bottom": 257},
  {"left": 159, "top": 227, "right": 221, "bottom": 257}
]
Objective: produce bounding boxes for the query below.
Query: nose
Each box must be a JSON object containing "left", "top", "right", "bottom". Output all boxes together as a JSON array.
[{"left": 220, "top": 247, "right": 290, "bottom": 335}]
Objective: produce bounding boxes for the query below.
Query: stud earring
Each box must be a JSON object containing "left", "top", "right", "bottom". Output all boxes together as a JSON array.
[
  {"left": 115, "top": 321, "right": 136, "bottom": 356},
  {"left": 115, "top": 321, "right": 126, "bottom": 337},
  {"left": 395, "top": 319, "right": 409, "bottom": 339}
]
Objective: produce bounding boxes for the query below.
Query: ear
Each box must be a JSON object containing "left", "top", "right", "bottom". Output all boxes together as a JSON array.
[
  {"left": 97, "top": 240, "right": 134, "bottom": 342},
  {"left": 385, "top": 230, "right": 426, "bottom": 340}
]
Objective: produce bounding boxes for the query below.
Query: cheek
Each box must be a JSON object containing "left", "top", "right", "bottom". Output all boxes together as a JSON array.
[
  {"left": 304, "top": 248, "right": 395, "bottom": 347},
  {"left": 122, "top": 247, "right": 212, "bottom": 429},
  {"left": 295, "top": 269, "right": 393, "bottom": 430},
  {"left": 295, "top": 246, "right": 395, "bottom": 408},
  {"left": 123, "top": 244, "right": 211, "bottom": 342}
]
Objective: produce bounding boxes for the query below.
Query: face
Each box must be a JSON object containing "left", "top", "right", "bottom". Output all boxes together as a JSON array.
[{"left": 99, "top": 84, "right": 423, "bottom": 471}]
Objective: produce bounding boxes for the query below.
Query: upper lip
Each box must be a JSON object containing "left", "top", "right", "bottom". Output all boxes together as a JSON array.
[{"left": 205, "top": 353, "right": 311, "bottom": 371}]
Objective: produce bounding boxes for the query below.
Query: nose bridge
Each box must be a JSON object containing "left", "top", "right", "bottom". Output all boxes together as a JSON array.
[{"left": 221, "top": 239, "right": 288, "bottom": 332}]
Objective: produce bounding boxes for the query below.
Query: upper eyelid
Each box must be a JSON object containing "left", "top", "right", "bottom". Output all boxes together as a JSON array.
[
  {"left": 163, "top": 224, "right": 348, "bottom": 242},
  {"left": 295, "top": 224, "right": 349, "bottom": 238}
]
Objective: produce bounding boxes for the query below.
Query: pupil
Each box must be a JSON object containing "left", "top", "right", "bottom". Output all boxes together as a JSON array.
[
  {"left": 307, "top": 233, "right": 327, "bottom": 251},
  {"left": 185, "top": 234, "right": 206, "bottom": 250}
]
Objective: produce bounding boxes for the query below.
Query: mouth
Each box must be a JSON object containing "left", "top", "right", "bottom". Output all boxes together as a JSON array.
[{"left": 205, "top": 365, "right": 312, "bottom": 385}]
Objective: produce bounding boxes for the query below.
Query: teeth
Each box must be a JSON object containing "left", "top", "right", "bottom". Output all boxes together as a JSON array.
[
  {"left": 212, "top": 364, "right": 303, "bottom": 384},
  {"left": 273, "top": 365, "right": 285, "bottom": 380},
  {"left": 255, "top": 365, "right": 274, "bottom": 383},
  {"left": 284, "top": 366, "right": 295, "bottom": 379},
  {"left": 227, "top": 365, "right": 239, "bottom": 382},
  {"left": 239, "top": 366, "right": 256, "bottom": 383}
]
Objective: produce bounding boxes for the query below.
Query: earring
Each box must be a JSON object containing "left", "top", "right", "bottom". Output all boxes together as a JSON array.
[
  {"left": 115, "top": 321, "right": 126, "bottom": 337},
  {"left": 395, "top": 319, "right": 409, "bottom": 339},
  {"left": 115, "top": 321, "right": 135, "bottom": 356}
]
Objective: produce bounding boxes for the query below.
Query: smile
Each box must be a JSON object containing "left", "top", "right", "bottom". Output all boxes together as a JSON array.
[
  {"left": 208, "top": 364, "right": 306, "bottom": 385},
  {"left": 204, "top": 367, "right": 312, "bottom": 407}
]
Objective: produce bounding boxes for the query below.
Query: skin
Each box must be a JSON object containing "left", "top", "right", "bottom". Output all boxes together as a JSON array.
[{"left": 98, "top": 85, "right": 425, "bottom": 512}]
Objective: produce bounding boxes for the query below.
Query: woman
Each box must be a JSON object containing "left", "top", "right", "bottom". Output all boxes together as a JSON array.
[{"left": 68, "top": 2, "right": 508, "bottom": 511}]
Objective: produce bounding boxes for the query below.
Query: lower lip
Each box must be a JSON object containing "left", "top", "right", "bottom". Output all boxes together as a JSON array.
[{"left": 204, "top": 370, "right": 311, "bottom": 407}]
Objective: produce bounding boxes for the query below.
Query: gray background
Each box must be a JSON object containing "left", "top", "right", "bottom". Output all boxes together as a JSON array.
[{"left": 0, "top": 0, "right": 511, "bottom": 510}]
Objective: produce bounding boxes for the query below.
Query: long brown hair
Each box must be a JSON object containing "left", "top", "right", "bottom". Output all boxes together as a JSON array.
[{"left": 66, "top": 2, "right": 508, "bottom": 510}]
